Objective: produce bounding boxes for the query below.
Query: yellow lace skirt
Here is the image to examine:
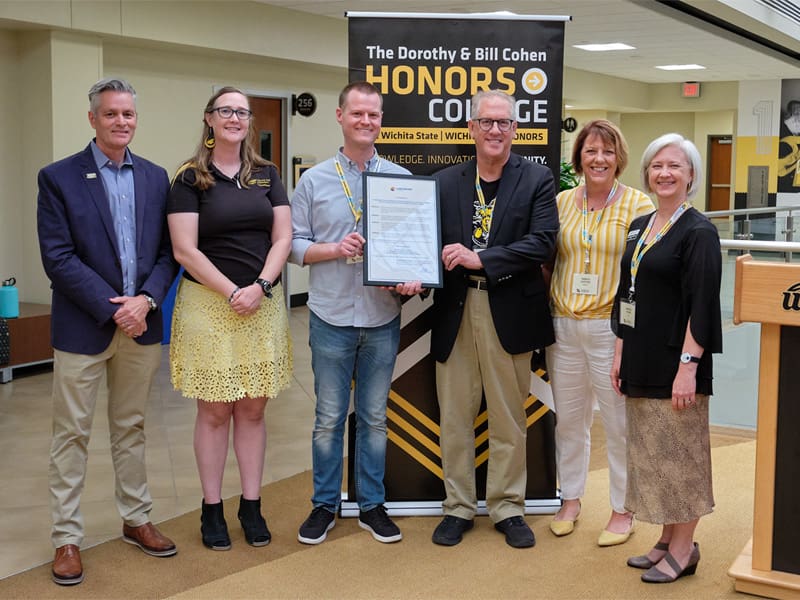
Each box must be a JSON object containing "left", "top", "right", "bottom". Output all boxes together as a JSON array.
[{"left": 170, "top": 278, "right": 293, "bottom": 402}]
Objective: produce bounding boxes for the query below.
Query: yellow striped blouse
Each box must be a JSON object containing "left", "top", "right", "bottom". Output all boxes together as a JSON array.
[{"left": 550, "top": 185, "right": 655, "bottom": 320}]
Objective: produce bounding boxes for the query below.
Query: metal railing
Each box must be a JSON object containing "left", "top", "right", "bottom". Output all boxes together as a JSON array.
[{"left": 705, "top": 205, "right": 800, "bottom": 261}]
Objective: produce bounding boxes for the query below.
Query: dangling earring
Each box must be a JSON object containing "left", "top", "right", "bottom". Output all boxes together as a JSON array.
[{"left": 204, "top": 126, "right": 215, "bottom": 149}]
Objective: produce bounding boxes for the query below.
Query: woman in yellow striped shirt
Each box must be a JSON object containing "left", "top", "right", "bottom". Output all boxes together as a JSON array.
[{"left": 547, "top": 120, "right": 654, "bottom": 545}]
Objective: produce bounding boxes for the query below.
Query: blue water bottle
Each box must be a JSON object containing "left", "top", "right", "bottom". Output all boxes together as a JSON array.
[{"left": 0, "top": 277, "right": 19, "bottom": 318}]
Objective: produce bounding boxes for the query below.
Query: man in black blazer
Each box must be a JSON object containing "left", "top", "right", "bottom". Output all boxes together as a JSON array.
[
  {"left": 37, "top": 78, "right": 178, "bottom": 586},
  {"left": 430, "top": 90, "right": 558, "bottom": 548}
]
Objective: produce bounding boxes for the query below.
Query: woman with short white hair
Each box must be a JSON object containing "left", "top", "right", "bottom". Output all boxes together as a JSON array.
[{"left": 611, "top": 132, "right": 722, "bottom": 584}]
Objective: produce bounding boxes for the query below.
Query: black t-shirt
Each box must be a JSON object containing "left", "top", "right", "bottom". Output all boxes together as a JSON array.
[{"left": 167, "top": 163, "right": 289, "bottom": 287}]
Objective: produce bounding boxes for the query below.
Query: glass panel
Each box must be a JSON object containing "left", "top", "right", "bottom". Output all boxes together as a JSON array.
[
  {"left": 259, "top": 131, "right": 273, "bottom": 162},
  {"left": 709, "top": 207, "right": 800, "bottom": 430}
]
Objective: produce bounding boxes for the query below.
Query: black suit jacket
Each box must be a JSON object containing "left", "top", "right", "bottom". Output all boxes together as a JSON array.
[{"left": 430, "top": 153, "right": 558, "bottom": 362}]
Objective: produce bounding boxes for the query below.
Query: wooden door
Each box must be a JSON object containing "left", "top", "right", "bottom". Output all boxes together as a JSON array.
[
  {"left": 707, "top": 136, "right": 732, "bottom": 212},
  {"left": 248, "top": 96, "right": 283, "bottom": 175}
]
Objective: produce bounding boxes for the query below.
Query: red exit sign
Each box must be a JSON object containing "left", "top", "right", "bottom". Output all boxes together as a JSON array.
[{"left": 682, "top": 82, "right": 701, "bottom": 98}]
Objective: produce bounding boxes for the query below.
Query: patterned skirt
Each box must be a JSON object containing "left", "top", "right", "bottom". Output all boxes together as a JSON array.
[
  {"left": 624, "top": 395, "right": 714, "bottom": 524},
  {"left": 170, "top": 278, "right": 293, "bottom": 402}
]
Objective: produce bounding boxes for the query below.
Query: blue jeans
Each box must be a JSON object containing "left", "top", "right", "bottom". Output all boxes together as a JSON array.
[{"left": 308, "top": 311, "right": 400, "bottom": 512}]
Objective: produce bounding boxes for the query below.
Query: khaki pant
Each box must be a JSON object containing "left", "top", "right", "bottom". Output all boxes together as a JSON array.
[
  {"left": 49, "top": 329, "right": 162, "bottom": 547},
  {"left": 436, "top": 288, "right": 532, "bottom": 523}
]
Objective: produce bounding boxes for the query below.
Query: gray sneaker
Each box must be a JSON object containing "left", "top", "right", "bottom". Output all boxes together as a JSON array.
[
  {"left": 298, "top": 506, "right": 335, "bottom": 545},
  {"left": 358, "top": 505, "right": 402, "bottom": 543}
]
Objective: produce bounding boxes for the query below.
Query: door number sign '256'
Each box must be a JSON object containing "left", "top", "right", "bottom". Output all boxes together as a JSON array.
[{"left": 293, "top": 93, "right": 317, "bottom": 117}]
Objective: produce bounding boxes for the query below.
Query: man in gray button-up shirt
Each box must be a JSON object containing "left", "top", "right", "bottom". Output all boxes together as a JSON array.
[{"left": 290, "top": 81, "right": 421, "bottom": 546}]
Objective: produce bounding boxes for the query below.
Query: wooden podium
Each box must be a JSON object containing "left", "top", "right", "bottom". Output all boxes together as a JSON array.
[{"left": 729, "top": 255, "right": 800, "bottom": 599}]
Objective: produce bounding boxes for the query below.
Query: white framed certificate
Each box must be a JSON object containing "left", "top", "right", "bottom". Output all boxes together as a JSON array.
[{"left": 362, "top": 172, "right": 443, "bottom": 288}]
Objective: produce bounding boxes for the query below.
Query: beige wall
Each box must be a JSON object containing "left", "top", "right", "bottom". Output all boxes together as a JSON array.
[
  {"left": 0, "top": 2, "right": 765, "bottom": 302},
  {"left": 560, "top": 108, "right": 735, "bottom": 210},
  {"left": 0, "top": 29, "right": 21, "bottom": 290},
  {"left": 103, "top": 42, "right": 346, "bottom": 178},
  {"left": 0, "top": 0, "right": 347, "bottom": 69}
]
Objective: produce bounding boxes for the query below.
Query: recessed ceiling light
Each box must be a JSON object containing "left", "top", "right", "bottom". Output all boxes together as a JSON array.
[
  {"left": 655, "top": 64, "right": 706, "bottom": 71},
  {"left": 573, "top": 43, "right": 635, "bottom": 52},
  {"left": 565, "top": 104, "right": 574, "bottom": 108}
]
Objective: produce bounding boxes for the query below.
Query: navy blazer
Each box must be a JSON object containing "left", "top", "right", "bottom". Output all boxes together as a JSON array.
[
  {"left": 430, "top": 153, "right": 558, "bottom": 362},
  {"left": 37, "top": 143, "right": 177, "bottom": 354}
]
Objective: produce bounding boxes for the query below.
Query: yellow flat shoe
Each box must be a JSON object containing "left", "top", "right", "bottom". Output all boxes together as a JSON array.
[
  {"left": 549, "top": 517, "right": 577, "bottom": 537},
  {"left": 598, "top": 520, "right": 635, "bottom": 547}
]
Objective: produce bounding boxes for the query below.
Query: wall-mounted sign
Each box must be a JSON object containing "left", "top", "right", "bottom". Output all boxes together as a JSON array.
[
  {"left": 293, "top": 92, "right": 317, "bottom": 117},
  {"left": 562, "top": 117, "right": 577, "bottom": 132},
  {"left": 681, "top": 81, "right": 701, "bottom": 98}
]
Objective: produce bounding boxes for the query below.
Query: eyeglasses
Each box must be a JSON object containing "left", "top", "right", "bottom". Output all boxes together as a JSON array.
[
  {"left": 208, "top": 106, "right": 252, "bottom": 120},
  {"left": 473, "top": 118, "right": 514, "bottom": 132}
]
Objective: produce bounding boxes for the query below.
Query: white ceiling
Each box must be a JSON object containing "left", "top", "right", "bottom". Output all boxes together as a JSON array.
[{"left": 261, "top": 0, "right": 800, "bottom": 84}]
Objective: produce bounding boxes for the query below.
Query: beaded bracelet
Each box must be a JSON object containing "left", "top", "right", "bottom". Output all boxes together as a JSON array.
[{"left": 228, "top": 286, "right": 240, "bottom": 304}]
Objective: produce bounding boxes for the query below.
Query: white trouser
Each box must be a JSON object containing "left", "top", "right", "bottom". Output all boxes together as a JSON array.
[{"left": 546, "top": 317, "right": 627, "bottom": 512}]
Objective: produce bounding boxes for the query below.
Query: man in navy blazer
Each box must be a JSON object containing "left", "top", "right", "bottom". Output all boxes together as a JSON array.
[
  {"left": 37, "top": 78, "right": 178, "bottom": 586},
  {"left": 430, "top": 90, "right": 558, "bottom": 549}
]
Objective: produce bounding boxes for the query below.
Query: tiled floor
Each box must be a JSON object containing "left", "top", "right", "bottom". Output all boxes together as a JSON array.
[{"left": 0, "top": 306, "right": 316, "bottom": 580}]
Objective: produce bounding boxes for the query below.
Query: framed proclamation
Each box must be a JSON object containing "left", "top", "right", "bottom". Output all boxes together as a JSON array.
[{"left": 362, "top": 172, "right": 443, "bottom": 288}]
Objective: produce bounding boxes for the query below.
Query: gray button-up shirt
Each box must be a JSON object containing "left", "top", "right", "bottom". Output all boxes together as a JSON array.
[{"left": 290, "top": 149, "right": 410, "bottom": 328}]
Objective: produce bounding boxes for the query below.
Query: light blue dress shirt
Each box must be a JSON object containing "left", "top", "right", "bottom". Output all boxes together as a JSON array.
[{"left": 91, "top": 141, "right": 137, "bottom": 296}]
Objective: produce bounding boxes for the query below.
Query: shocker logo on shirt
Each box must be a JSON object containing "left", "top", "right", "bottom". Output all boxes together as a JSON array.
[
  {"left": 472, "top": 198, "right": 495, "bottom": 248},
  {"left": 248, "top": 178, "right": 272, "bottom": 188}
]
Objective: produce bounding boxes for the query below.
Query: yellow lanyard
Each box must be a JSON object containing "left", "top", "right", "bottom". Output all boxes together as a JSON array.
[
  {"left": 334, "top": 158, "right": 361, "bottom": 226},
  {"left": 629, "top": 202, "right": 690, "bottom": 298},
  {"left": 334, "top": 155, "right": 382, "bottom": 229},
  {"left": 580, "top": 181, "right": 618, "bottom": 273},
  {"left": 474, "top": 168, "right": 496, "bottom": 244}
]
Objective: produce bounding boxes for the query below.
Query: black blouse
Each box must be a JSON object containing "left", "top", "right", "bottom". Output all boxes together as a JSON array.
[{"left": 611, "top": 207, "right": 722, "bottom": 398}]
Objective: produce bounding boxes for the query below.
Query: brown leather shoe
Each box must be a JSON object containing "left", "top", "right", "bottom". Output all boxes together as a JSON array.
[
  {"left": 122, "top": 522, "right": 177, "bottom": 557},
  {"left": 52, "top": 544, "right": 83, "bottom": 585}
]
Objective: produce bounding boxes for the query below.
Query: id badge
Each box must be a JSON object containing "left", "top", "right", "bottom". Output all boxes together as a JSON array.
[
  {"left": 572, "top": 273, "right": 599, "bottom": 295},
  {"left": 346, "top": 255, "right": 364, "bottom": 264},
  {"left": 620, "top": 300, "right": 636, "bottom": 328}
]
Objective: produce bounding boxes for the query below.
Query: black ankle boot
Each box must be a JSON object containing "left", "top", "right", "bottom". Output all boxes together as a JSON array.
[
  {"left": 238, "top": 496, "right": 271, "bottom": 547},
  {"left": 201, "top": 499, "right": 231, "bottom": 550}
]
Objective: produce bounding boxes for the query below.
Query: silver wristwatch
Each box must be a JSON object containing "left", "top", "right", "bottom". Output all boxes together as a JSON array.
[{"left": 142, "top": 294, "right": 157, "bottom": 312}]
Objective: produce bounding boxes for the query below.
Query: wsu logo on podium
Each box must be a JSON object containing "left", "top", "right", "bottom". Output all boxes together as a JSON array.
[{"left": 782, "top": 282, "right": 800, "bottom": 311}]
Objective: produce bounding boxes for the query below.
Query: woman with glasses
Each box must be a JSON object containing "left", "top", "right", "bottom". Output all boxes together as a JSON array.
[
  {"left": 547, "top": 120, "right": 653, "bottom": 546},
  {"left": 167, "top": 86, "right": 293, "bottom": 551},
  {"left": 611, "top": 133, "right": 721, "bottom": 583}
]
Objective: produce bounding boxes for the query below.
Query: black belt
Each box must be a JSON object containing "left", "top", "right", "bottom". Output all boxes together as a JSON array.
[{"left": 467, "top": 277, "right": 489, "bottom": 291}]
